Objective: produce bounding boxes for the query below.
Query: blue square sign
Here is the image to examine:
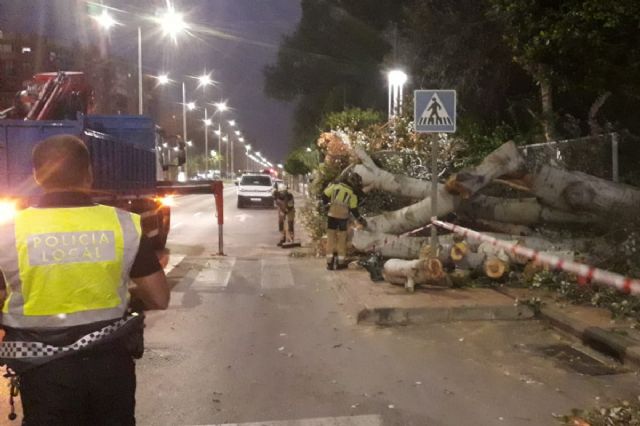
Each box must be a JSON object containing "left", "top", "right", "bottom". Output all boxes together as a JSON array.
[{"left": 414, "top": 90, "right": 456, "bottom": 133}]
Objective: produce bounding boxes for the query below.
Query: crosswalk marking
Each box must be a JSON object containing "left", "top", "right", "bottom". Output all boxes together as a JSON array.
[
  {"left": 164, "top": 254, "right": 186, "bottom": 275},
  {"left": 261, "top": 257, "right": 295, "bottom": 289},
  {"left": 191, "top": 257, "right": 236, "bottom": 290},
  {"left": 196, "top": 414, "right": 383, "bottom": 426}
]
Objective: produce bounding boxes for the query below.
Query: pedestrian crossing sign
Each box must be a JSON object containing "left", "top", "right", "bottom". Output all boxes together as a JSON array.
[{"left": 414, "top": 90, "right": 456, "bottom": 133}]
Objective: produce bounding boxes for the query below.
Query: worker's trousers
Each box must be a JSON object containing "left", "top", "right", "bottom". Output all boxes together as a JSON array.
[
  {"left": 278, "top": 211, "right": 295, "bottom": 241},
  {"left": 20, "top": 349, "right": 136, "bottom": 426},
  {"left": 326, "top": 216, "right": 348, "bottom": 266}
]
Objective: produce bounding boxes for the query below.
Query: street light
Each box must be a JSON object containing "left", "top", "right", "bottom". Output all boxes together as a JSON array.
[
  {"left": 91, "top": 9, "right": 119, "bottom": 30},
  {"left": 197, "top": 72, "right": 214, "bottom": 90},
  {"left": 228, "top": 120, "right": 236, "bottom": 127},
  {"left": 388, "top": 69, "right": 408, "bottom": 120},
  {"left": 155, "top": 2, "right": 188, "bottom": 44},
  {"left": 186, "top": 102, "right": 196, "bottom": 111},
  {"left": 92, "top": 5, "right": 187, "bottom": 115},
  {"left": 156, "top": 73, "right": 170, "bottom": 85}
]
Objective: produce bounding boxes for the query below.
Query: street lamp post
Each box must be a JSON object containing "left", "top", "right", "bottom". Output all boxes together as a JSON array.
[
  {"left": 204, "top": 109, "right": 212, "bottom": 177},
  {"left": 245, "top": 145, "right": 252, "bottom": 171},
  {"left": 91, "top": 5, "right": 187, "bottom": 116},
  {"left": 387, "top": 70, "right": 408, "bottom": 121},
  {"left": 137, "top": 27, "right": 143, "bottom": 114},
  {"left": 213, "top": 102, "right": 228, "bottom": 177}
]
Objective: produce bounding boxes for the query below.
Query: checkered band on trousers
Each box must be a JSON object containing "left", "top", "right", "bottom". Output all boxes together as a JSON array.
[{"left": 0, "top": 316, "right": 135, "bottom": 359}]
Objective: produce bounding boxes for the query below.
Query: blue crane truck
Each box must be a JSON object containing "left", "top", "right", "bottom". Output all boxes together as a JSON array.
[{"left": 0, "top": 114, "right": 173, "bottom": 249}]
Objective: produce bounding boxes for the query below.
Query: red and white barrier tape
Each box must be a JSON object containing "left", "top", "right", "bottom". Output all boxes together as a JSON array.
[{"left": 432, "top": 219, "right": 640, "bottom": 296}]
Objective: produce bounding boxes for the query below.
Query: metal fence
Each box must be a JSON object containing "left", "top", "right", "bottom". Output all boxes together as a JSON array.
[{"left": 520, "top": 133, "right": 619, "bottom": 181}]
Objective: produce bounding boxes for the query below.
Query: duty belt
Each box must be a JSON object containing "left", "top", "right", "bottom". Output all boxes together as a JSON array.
[{"left": 0, "top": 314, "right": 139, "bottom": 360}]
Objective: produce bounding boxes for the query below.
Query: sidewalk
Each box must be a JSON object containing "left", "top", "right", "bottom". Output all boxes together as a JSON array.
[
  {"left": 326, "top": 264, "right": 640, "bottom": 369},
  {"left": 331, "top": 268, "right": 534, "bottom": 326}
]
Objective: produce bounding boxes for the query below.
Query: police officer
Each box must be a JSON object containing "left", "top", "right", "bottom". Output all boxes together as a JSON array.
[
  {"left": 274, "top": 183, "right": 296, "bottom": 246},
  {"left": 0, "top": 135, "right": 169, "bottom": 425},
  {"left": 322, "top": 174, "right": 366, "bottom": 270}
]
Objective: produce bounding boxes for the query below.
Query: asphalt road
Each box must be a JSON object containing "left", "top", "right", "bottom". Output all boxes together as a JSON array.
[{"left": 134, "top": 188, "right": 640, "bottom": 426}]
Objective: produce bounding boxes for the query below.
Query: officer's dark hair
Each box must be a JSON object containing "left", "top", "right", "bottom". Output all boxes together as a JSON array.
[{"left": 33, "top": 134, "right": 92, "bottom": 189}]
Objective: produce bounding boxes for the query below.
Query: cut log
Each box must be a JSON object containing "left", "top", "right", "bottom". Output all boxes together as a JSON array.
[
  {"left": 353, "top": 147, "right": 429, "bottom": 199},
  {"left": 446, "top": 141, "right": 525, "bottom": 198},
  {"left": 529, "top": 165, "right": 640, "bottom": 218},
  {"left": 484, "top": 257, "right": 509, "bottom": 280},
  {"left": 383, "top": 259, "right": 427, "bottom": 286},
  {"left": 382, "top": 257, "right": 446, "bottom": 290}
]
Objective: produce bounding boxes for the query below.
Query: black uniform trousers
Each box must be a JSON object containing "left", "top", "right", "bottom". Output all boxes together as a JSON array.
[{"left": 20, "top": 350, "right": 136, "bottom": 426}]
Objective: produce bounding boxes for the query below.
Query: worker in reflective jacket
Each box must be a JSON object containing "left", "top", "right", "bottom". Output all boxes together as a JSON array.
[
  {"left": 0, "top": 135, "right": 169, "bottom": 425},
  {"left": 322, "top": 174, "right": 367, "bottom": 270},
  {"left": 274, "top": 183, "right": 295, "bottom": 246}
]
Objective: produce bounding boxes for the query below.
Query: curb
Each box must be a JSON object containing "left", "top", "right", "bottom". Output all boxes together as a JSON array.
[
  {"left": 331, "top": 279, "right": 535, "bottom": 326},
  {"left": 357, "top": 304, "right": 534, "bottom": 326},
  {"left": 495, "top": 287, "right": 640, "bottom": 369}
]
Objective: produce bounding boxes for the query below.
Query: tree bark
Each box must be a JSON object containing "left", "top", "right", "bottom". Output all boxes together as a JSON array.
[
  {"left": 353, "top": 147, "right": 429, "bottom": 199},
  {"left": 445, "top": 141, "right": 525, "bottom": 198},
  {"left": 458, "top": 195, "right": 598, "bottom": 225},
  {"left": 365, "top": 186, "right": 460, "bottom": 235},
  {"left": 383, "top": 258, "right": 445, "bottom": 288},
  {"left": 529, "top": 165, "right": 640, "bottom": 218},
  {"left": 352, "top": 229, "right": 456, "bottom": 259}
]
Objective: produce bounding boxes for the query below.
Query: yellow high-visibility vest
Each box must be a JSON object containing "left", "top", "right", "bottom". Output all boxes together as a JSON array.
[
  {"left": 324, "top": 183, "right": 358, "bottom": 219},
  {"left": 0, "top": 205, "right": 141, "bottom": 329}
]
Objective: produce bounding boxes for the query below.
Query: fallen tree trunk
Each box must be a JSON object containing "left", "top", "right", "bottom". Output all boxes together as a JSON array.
[
  {"left": 353, "top": 147, "right": 429, "bottom": 199},
  {"left": 529, "top": 165, "right": 640, "bottom": 218},
  {"left": 365, "top": 142, "right": 532, "bottom": 235},
  {"left": 446, "top": 141, "right": 525, "bottom": 198},
  {"left": 365, "top": 187, "right": 460, "bottom": 235},
  {"left": 458, "top": 195, "right": 597, "bottom": 226},
  {"left": 352, "top": 229, "right": 453, "bottom": 259}
]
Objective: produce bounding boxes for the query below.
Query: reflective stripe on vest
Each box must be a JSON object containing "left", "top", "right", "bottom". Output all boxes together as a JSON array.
[
  {"left": 0, "top": 205, "right": 141, "bottom": 329},
  {"left": 326, "top": 183, "right": 357, "bottom": 219}
]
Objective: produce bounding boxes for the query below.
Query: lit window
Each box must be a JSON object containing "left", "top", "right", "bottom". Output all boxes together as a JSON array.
[{"left": 21, "top": 47, "right": 31, "bottom": 53}]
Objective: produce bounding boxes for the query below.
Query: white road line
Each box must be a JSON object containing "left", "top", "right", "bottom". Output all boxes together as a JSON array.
[
  {"left": 193, "top": 212, "right": 203, "bottom": 217},
  {"left": 196, "top": 414, "right": 383, "bottom": 426},
  {"left": 164, "top": 254, "right": 186, "bottom": 275},
  {"left": 191, "top": 257, "right": 236, "bottom": 290},
  {"left": 261, "top": 257, "right": 295, "bottom": 289},
  {"left": 172, "top": 222, "right": 184, "bottom": 230}
]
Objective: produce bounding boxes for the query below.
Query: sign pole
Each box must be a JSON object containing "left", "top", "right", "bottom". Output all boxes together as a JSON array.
[
  {"left": 430, "top": 134, "right": 440, "bottom": 253},
  {"left": 414, "top": 90, "right": 456, "bottom": 255}
]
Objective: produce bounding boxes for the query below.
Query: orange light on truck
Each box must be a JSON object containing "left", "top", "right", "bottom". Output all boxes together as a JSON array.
[
  {"left": 0, "top": 200, "right": 17, "bottom": 224},
  {"left": 157, "top": 195, "right": 175, "bottom": 207}
]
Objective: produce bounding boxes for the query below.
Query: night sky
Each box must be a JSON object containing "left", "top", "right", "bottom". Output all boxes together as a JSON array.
[{"left": 0, "top": 0, "right": 301, "bottom": 163}]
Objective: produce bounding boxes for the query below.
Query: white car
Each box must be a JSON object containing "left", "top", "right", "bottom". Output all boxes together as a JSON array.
[{"left": 237, "top": 174, "right": 274, "bottom": 208}]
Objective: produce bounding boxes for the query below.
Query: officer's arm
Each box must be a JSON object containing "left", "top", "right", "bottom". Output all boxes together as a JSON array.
[
  {"left": 0, "top": 273, "right": 5, "bottom": 308},
  {"left": 131, "top": 271, "right": 169, "bottom": 310},
  {"left": 129, "top": 236, "right": 170, "bottom": 310}
]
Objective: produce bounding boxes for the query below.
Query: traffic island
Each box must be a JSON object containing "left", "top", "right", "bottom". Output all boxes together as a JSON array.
[{"left": 332, "top": 269, "right": 534, "bottom": 326}]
